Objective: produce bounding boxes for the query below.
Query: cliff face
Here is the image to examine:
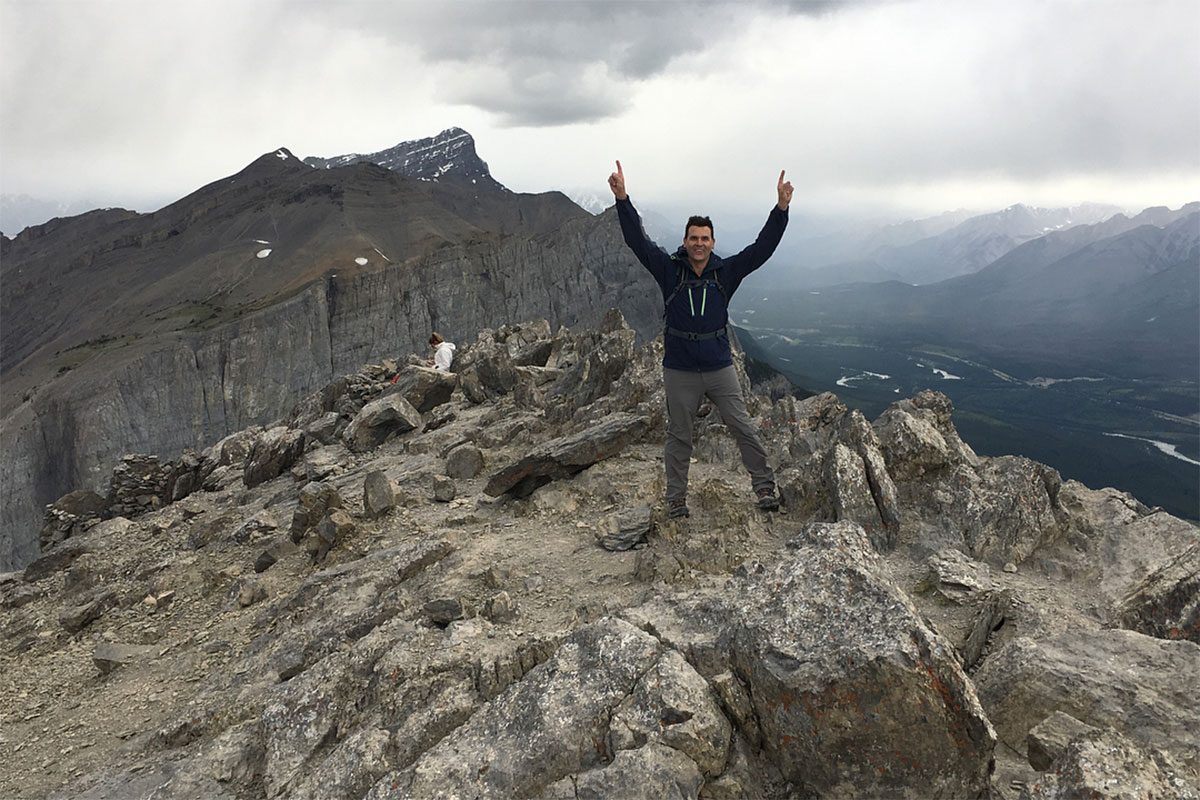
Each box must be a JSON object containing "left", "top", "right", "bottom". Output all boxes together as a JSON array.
[{"left": 0, "top": 200, "right": 659, "bottom": 570}]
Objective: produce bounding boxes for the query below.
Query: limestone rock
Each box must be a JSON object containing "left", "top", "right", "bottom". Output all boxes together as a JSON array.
[
  {"left": 290, "top": 481, "right": 344, "bottom": 542},
  {"left": 244, "top": 427, "right": 307, "bottom": 489},
  {"left": 231, "top": 576, "right": 269, "bottom": 609},
  {"left": 485, "top": 412, "right": 649, "bottom": 497},
  {"left": 538, "top": 743, "right": 702, "bottom": 800},
  {"left": 444, "top": 444, "right": 484, "bottom": 479},
  {"left": 731, "top": 521, "right": 996, "bottom": 798},
  {"left": 928, "top": 548, "right": 995, "bottom": 603},
  {"left": 310, "top": 509, "right": 354, "bottom": 563},
  {"left": 1027, "top": 711, "right": 1099, "bottom": 772},
  {"left": 1020, "top": 728, "right": 1199, "bottom": 799},
  {"left": 342, "top": 395, "right": 422, "bottom": 453},
  {"left": 59, "top": 587, "right": 118, "bottom": 633},
  {"left": 385, "top": 365, "right": 457, "bottom": 413},
  {"left": 423, "top": 598, "right": 464, "bottom": 626},
  {"left": 974, "top": 628, "right": 1200, "bottom": 776},
  {"left": 23, "top": 537, "right": 95, "bottom": 583},
  {"left": 959, "top": 589, "right": 1010, "bottom": 671},
  {"left": 302, "top": 411, "right": 342, "bottom": 445},
  {"left": 432, "top": 475, "right": 456, "bottom": 503},
  {"left": 482, "top": 591, "right": 517, "bottom": 623},
  {"left": 1113, "top": 539, "right": 1200, "bottom": 643},
  {"left": 370, "top": 618, "right": 727, "bottom": 799},
  {"left": 874, "top": 390, "right": 978, "bottom": 480},
  {"left": 255, "top": 536, "right": 301, "bottom": 573},
  {"left": 93, "top": 642, "right": 154, "bottom": 675},
  {"left": 597, "top": 505, "right": 652, "bottom": 552},
  {"left": 919, "top": 457, "right": 1065, "bottom": 566},
  {"left": 363, "top": 470, "right": 395, "bottom": 519}
]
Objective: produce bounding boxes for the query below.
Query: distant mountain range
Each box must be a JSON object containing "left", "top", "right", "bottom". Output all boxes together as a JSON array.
[
  {"left": 755, "top": 203, "right": 1128, "bottom": 291},
  {"left": 738, "top": 203, "right": 1200, "bottom": 380},
  {"left": 0, "top": 194, "right": 100, "bottom": 237}
]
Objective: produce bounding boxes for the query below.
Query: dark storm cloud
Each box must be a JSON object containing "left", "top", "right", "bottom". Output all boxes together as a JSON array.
[{"left": 306, "top": 0, "right": 855, "bottom": 127}]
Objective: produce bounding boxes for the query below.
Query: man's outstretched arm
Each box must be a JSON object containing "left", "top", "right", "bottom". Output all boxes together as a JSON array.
[{"left": 609, "top": 160, "right": 671, "bottom": 283}]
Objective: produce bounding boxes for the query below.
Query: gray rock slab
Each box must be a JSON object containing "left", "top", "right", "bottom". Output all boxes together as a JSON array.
[
  {"left": 59, "top": 587, "right": 118, "bottom": 633},
  {"left": 484, "top": 412, "right": 649, "bottom": 497},
  {"left": 975, "top": 628, "right": 1200, "bottom": 777},
  {"left": 244, "top": 427, "right": 307, "bottom": 488},
  {"left": 1020, "top": 728, "right": 1199, "bottom": 799},
  {"left": 363, "top": 470, "right": 396, "bottom": 518},
  {"left": 597, "top": 505, "right": 652, "bottom": 552},
  {"left": 368, "top": 617, "right": 725, "bottom": 799},
  {"left": 93, "top": 642, "right": 155, "bottom": 675},
  {"left": 1026, "top": 711, "right": 1098, "bottom": 772},
  {"left": 342, "top": 395, "right": 422, "bottom": 453},
  {"left": 385, "top": 366, "right": 457, "bottom": 413},
  {"left": 1113, "top": 539, "right": 1199, "bottom": 643}
]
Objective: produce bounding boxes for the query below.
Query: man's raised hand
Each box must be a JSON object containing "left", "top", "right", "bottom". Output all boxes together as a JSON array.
[
  {"left": 777, "top": 170, "right": 793, "bottom": 211},
  {"left": 608, "top": 160, "right": 627, "bottom": 201}
]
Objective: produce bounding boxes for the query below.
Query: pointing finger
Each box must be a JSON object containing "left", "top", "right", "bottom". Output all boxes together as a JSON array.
[
  {"left": 616, "top": 160, "right": 623, "bottom": 177},
  {"left": 778, "top": 169, "right": 786, "bottom": 184}
]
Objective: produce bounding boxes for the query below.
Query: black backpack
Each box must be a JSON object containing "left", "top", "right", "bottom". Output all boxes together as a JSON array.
[{"left": 663, "top": 259, "right": 729, "bottom": 341}]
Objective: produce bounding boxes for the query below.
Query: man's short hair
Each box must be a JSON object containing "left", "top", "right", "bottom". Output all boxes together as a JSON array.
[
  {"left": 685, "top": 215, "right": 714, "bottom": 239},
  {"left": 429, "top": 332, "right": 444, "bottom": 346}
]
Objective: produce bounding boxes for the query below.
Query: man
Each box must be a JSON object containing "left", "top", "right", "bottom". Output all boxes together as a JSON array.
[{"left": 608, "top": 160, "right": 792, "bottom": 518}]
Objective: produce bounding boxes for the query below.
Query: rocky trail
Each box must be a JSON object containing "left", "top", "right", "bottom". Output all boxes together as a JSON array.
[{"left": 1, "top": 312, "right": 1196, "bottom": 799}]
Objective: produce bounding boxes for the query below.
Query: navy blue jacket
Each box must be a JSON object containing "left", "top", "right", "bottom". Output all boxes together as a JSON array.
[{"left": 616, "top": 196, "right": 788, "bottom": 371}]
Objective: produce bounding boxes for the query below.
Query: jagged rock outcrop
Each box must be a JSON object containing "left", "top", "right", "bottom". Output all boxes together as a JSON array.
[{"left": 3, "top": 315, "right": 1198, "bottom": 800}]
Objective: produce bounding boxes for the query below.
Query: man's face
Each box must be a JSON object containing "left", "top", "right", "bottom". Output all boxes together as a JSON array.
[{"left": 684, "top": 225, "right": 714, "bottom": 267}]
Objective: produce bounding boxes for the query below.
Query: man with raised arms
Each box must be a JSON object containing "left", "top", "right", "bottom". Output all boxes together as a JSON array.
[{"left": 608, "top": 161, "right": 793, "bottom": 518}]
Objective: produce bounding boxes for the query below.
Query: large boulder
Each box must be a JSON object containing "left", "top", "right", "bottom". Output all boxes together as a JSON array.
[
  {"left": 385, "top": 366, "right": 457, "bottom": 413},
  {"left": 910, "top": 457, "right": 1066, "bottom": 566},
  {"left": 243, "top": 427, "right": 307, "bottom": 488},
  {"left": 730, "top": 521, "right": 996, "bottom": 798},
  {"left": 341, "top": 396, "right": 422, "bottom": 453},
  {"left": 974, "top": 628, "right": 1200, "bottom": 777},
  {"left": 873, "top": 390, "right": 978, "bottom": 480}
]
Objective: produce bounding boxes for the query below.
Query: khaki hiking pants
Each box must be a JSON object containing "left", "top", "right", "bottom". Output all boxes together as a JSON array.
[{"left": 663, "top": 365, "right": 776, "bottom": 502}]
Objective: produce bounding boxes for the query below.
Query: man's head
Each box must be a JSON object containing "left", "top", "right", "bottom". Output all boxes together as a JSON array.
[
  {"left": 429, "top": 332, "right": 444, "bottom": 347},
  {"left": 683, "top": 215, "right": 715, "bottom": 269}
]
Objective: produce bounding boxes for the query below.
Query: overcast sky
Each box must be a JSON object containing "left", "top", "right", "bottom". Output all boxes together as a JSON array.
[{"left": 2, "top": 0, "right": 1198, "bottom": 225}]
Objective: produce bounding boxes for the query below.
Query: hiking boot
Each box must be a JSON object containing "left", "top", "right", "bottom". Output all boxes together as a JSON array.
[
  {"left": 668, "top": 498, "right": 690, "bottom": 519},
  {"left": 756, "top": 487, "right": 780, "bottom": 511}
]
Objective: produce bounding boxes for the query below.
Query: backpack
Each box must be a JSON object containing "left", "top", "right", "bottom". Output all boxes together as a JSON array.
[{"left": 663, "top": 259, "right": 729, "bottom": 341}]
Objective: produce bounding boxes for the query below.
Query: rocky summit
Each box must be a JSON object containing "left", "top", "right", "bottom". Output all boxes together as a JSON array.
[{"left": 1, "top": 312, "right": 1197, "bottom": 800}]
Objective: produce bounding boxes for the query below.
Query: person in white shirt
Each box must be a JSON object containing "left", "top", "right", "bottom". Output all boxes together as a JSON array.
[{"left": 428, "top": 332, "right": 456, "bottom": 372}]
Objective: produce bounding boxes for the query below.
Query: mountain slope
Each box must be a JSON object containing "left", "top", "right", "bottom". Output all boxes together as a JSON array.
[{"left": 0, "top": 136, "right": 657, "bottom": 570}]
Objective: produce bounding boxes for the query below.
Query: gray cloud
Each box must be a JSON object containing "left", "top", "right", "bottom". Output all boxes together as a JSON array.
[
  {"left": 303, "top": 0, "right": 854, "bottom": 127},
  {"left": 0, "top": 0, "right": 1195, "bottom": 220}
]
